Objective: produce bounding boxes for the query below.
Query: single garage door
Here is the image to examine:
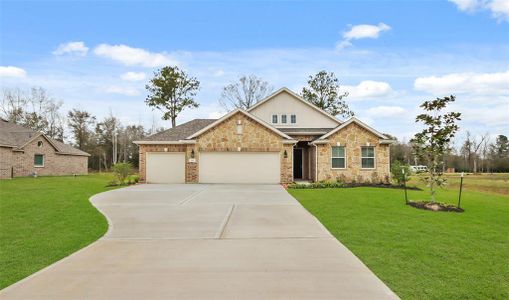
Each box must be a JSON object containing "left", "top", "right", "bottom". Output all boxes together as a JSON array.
[
  {"left": 146, "top": 152, "right": 185, "bottom": 183},
  {"left": 199, "top": 152, "right": 280, "bottom": 184}
]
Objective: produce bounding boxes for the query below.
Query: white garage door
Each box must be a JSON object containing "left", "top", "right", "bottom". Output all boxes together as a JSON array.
[
  {"left": 146, "top": 152, "right": 185, "bottom": 183},
  {"left": 199, "top": 152, "right": 280, "bottom": 184}
]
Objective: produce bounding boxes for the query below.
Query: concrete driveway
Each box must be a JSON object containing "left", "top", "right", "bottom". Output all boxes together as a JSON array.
[{"left": 1, "top": 184, "right": 398, "bottom": 299}]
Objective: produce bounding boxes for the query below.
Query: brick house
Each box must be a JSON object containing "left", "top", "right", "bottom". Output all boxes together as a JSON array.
[
  {"left": 134, "top": 87, "right": 395, "bottom": 184},
  {"left": 0, "top": 118, "right": 89, "bottom": 179}
]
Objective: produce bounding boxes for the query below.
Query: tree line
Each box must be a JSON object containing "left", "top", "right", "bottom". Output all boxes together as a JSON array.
[{"left": 390, "top": 133, "right": 509, "bottom": 173}]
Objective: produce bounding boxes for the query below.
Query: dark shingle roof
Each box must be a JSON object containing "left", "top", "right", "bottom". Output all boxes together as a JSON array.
[
  {"left": 0, "top": 118, "right": 90, "bottom": 156},
  {"left": 141, "top": 119, "right": 217, "bottom": 141}
]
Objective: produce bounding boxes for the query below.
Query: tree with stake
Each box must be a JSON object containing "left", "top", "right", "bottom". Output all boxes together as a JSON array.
[
  {"left": 411, "top": 95, "right": 461, "bottom": 203},
  {"left": 145, "top": 66, "right": 200, "bottom": 128}
]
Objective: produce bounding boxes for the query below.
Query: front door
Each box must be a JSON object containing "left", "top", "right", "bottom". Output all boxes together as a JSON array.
[{"left": 293, "top": 148, "right": 303, "bottom": 179}]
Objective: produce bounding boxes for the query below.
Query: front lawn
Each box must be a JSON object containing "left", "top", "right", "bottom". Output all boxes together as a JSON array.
[
  {"left": 0, "top": 174, "right": 118, "bottom": 289},
  {"left": 289, "top": 186, "right": 509, "bottom": 299}
]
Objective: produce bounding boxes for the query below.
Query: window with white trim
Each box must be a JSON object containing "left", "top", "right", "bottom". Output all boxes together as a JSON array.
[
  {"left": 34, "top": 154, "right": 44, "bottom": 167},
  {"left": 281, "top": 114, "right": 287, "bottom": 124},
  {"left": 272, "top": 114, "right": 278, "bottom": 124},
  {"left": 361, "top": 146, "right": 375, "bottom": 169},
  {"left": 291, "top": 114, "right": 296, "bottom": 124},
  {"left": 331, "top": 146, "right": 345, "bottom": 169}
]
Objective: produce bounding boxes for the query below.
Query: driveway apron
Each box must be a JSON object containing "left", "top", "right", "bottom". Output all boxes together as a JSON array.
[{"left": 1, "top": 184, "right": 399, "bottom": 299}]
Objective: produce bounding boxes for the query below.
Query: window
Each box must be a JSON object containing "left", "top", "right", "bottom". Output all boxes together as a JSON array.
[
  {"left": 361, "top": 146, "right": 375, "bottom": 169},
  {"left": 34, "top": 154, "right": 44, "bottom": 167},
  {"left": 272, "top": 114, "right": 278, "bottom": 123},
  {"left": 281, "top": 114, "right": 287, "bottom": 124},
  {"left": 37, "top": 141, "right": 43, "bottom": 148},
  {"left": 331, "top": 146, "right": 345, "bottom": 168},
  {"left": 291, "top": 114, "right": 296, "bottom": 124}
]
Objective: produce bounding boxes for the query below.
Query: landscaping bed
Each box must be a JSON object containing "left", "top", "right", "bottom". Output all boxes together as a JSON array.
[{"left": 407, "top": 200, "right": 464, "bottom": 212}]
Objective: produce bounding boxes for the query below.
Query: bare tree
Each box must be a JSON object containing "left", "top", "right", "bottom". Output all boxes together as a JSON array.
[
  {"left": 1, "top": 88, "right": 27, "bottom": 123},
  {"left": 472, "top": 133, "right": 489, "bottom": 173},
  {"left": 1, "top": 87, "right": 64, "bottom": 140},
  {"left": 219, "top": 75, "right": 273, "bottom": 111}
]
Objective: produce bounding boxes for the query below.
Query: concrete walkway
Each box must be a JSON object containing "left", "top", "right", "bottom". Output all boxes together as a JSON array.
[{"left": 1, "top": 184, "right": 398, "bottom": 299}]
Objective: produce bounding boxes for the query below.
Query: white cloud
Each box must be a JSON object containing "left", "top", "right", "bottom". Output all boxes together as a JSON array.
[
  {"left": 449, "top": 0, "right": 509, "bottom": 21},
  {"left": 0, "top": 66, "right": 27, "bottom": 78},
  {"left": 53, "top": 41, "right": 89, "bottom": 56},
  {"left": 121, "top": 71, "right": 146, "bottom": 81},
  {"left": 213, "top": 69, "right": 225, "bottom": 77},
  {"left": 414, "top": 70, "right": 509, "bottom": 95},
  {"left": 338, "top": 23, "right": 391, "bottom": 49},
  {"left": 366, "top": 106, "right": 406, "bottom": 118},
  {"left": 344, "top": 80, "right": 395, "bottom": 100},
  {"left": 104, "top": 86, "right": 140, "bottom": 96},
  {"left": 94, "top": 44, "right": 177, "bottom": 67}
]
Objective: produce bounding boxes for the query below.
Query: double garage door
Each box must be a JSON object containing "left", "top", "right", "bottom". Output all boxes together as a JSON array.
[{"left": 145, "top": 152, "right": 280, "bottom": 184}]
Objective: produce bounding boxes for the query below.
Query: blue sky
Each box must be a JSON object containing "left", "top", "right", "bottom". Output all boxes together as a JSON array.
[{"left": 1, "top": 0, "right": 508, "bottom": 143}]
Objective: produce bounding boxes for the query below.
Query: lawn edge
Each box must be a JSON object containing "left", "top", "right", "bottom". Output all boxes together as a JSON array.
[{"left": 0, "top": 188, "right": 121, "bottom": 292}]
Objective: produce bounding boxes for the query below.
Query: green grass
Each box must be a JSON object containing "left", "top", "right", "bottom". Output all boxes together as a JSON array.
[
  {"left": 0, "top": 173, "right": 118, "bottom": 289},
  {"left": 289, "top": 185, "right": 509, "bottom": 299}
]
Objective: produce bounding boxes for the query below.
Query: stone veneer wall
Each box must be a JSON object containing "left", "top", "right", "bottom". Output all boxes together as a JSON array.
[
  {"left": 316, "top": 122, "right": 390, "bottom": 183},
  {"left": 10, "top": 136, "right": 88, "bottom": 178}
]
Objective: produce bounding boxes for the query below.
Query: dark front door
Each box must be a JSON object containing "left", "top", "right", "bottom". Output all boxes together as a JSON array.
[{"left": 293, "top": 148, "right": 303, "bottom": 179}]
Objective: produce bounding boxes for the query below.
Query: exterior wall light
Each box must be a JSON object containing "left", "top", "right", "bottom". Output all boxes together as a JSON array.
[
  {"left": 191, "top": 149, "right": 195, "bottom": 158},
  {"left": 284, "top": 150, "right": 288, "bottom": 158}
]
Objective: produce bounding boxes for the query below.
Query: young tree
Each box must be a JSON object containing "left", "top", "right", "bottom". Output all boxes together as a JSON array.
[
  {"left": 411, "top": 95, "right": 461, "bottom": 202},
  {"left": 67, "top": 109, "right": 96, "bottom": 149},
  {"left": 219, "top": 75, "right": 273, "bottom": 111},
  {"left": 301, "top": 70, "right": 353, "bottom": 118},
  {"left": 145, "top": 66, "right": 200, "bottom": 128}
]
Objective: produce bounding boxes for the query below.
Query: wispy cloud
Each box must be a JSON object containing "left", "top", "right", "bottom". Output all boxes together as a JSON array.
[
  {"left": 121, "top": 71, "right": 146, "bottom": 81},
  {"left": 337, "top": 23, "right": 391, "bottom": 49},
  {"left": 449, "top": 0, "right": 509, "bottom": 22},
  {"left": 414, "top": 70, "right": 509, "bottom": 95},
  {"left": 343, "top": 80, "right": 395, "bottom": 100},
  {"left": 104, "top": 85, "right": 140, "bottom": 96},
  {"left": 0, "top": 66, "right": 27, "bottom": 78},
  {"left": 366, "top": 105, "right": 406, "bottom": 118},
  {"left": 94, "top": 44, "right": 178, "bottom": 67},
  {"left": 53, "top": 41, "right": 89, "bottom": 56}
]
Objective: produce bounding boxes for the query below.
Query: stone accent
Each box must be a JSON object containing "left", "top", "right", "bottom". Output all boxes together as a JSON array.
[
  {"left": 316, "top": 122, "right": 390, "bottom": 183},
  {"left": 281, "top": 144, "right": 293, "bottom": 183},
  {"left": 8, "top": 136, "right": 88, "bottom": 178}
]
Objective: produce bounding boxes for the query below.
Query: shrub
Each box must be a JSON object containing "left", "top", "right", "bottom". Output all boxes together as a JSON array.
[
  {"left": 112, "top": 163, "right": 132, "bottom": 185},
  {"left": 391, "top": 161, "right": 411, "bottom": 185}
]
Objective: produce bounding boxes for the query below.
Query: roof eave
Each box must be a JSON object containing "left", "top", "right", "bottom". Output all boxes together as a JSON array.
[{"left": 133, "top": 140, "right": 197, "bottom": 145}]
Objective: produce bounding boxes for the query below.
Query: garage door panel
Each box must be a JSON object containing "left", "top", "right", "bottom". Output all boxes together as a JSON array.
[
  {"left": 199, "top": 152, "right": 280, "bottom": 184},
  {"left": 146, "top": 152, "right": 185, "bottom": 183}
]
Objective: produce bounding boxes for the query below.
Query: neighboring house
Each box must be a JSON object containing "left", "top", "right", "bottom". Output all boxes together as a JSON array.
[
  {"left": 0, "top": 118, "right": 90, "bottom": 179},
  {"left": 134, "top": 87, "right": 394, "bottom": 184}
]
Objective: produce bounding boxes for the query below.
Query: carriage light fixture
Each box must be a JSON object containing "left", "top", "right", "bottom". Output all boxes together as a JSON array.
[
  {"left": 191, "top": 149, "right": 195, "bottom": 158},
  {"left": 284, "top": 150, "right": 288, "bottom": 158}
]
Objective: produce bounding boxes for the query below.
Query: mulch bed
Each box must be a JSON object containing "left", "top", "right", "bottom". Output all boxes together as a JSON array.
[{"left": 407, "top": 200, "right": 464, "bottom": 212}]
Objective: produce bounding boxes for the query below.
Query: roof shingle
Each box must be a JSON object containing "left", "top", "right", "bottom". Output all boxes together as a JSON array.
[{"left": 140, "top": 119, "right": 217, "bottom": 142}]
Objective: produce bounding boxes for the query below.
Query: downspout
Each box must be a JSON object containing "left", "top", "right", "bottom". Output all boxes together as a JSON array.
[{"left": 314, "top": 144, "right": 318, "bottom": 182}]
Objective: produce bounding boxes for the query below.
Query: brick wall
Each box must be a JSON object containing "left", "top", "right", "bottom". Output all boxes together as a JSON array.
[
  {"left": 0, "top": 146, "right": 13, "bottom": 179},
  {"left": 10, "top": 137, "right": 88, "bottom": 178},
  {"left": 316, "top": 122, "right": 390, "bottom": 183},
  {"left": 138, "top": 144, "right": 189, "bottom": 183}
]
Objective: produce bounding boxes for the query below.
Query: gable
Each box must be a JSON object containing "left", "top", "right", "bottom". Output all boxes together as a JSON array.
[
  {"left": 195, "top": 111, "right": 293, "bottom": 151},
  {"left": 314, "top": 117, "right": 390, "bottom": 143},
  {"left": 248, "top": 88, "right": 341, "bottom": 129}
]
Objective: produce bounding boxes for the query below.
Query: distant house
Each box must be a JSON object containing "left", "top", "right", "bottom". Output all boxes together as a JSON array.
[{"left": 0, "top": 118, "right": 90, "bottom": 179}]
